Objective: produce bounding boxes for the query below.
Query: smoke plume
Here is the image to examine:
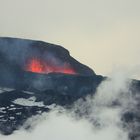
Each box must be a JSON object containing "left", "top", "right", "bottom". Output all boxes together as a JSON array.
[{"left": 0, "top": 70, "right": 139, "bottom": 140}]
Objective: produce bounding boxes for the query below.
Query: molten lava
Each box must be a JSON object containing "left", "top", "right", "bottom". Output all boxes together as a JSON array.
[{"left": 26, "top": 58, "right": 76, "bottom": 75}]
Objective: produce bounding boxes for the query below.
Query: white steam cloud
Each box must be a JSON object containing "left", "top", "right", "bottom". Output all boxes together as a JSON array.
[{"left": 0, "top": 71, "right": 139, "bottom": 140}]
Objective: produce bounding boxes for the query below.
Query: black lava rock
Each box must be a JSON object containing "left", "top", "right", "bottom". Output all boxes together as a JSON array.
[{"left": 0, "top": 37, "right": 139, "bottom": 140}]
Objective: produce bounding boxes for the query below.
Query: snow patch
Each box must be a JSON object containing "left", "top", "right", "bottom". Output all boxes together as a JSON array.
[{"left": 13, "top": 97, "right": 45, "bottom": 107}]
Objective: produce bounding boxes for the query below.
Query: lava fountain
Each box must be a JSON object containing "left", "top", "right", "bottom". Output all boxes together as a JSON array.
[{"left": 26, "top": 58, "right": 77, "bottom": 75}]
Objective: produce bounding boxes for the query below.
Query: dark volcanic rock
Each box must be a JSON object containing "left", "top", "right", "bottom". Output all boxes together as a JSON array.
[
  {"left": 0, "top": 37, "right": 96, "bottom": 89},
  {"left": 0, "top": 37, "right": 102, "bottom": 94},
  {"left": 0, "top": 37, "right": 94, "bottom": 75},
  {"left": 0, "top": 37, "right": 139, "bottom": 140},
  {"left": 0, "top": 37, "right": 104, "bottom": 135}
]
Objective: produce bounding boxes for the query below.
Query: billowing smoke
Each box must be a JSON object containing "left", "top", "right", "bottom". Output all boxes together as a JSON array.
[{"left": 0, "top": 70, "right": 139, "bottom": 140}]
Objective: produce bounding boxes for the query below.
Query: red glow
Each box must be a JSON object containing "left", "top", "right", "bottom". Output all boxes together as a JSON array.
[{"left": 26, "top": 58, "right": 76, "bottom": 75}]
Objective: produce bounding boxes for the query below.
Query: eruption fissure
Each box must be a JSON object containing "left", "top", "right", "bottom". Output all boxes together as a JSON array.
[{"left": 26, "top": 58, "right": 76, "bottom": 75}]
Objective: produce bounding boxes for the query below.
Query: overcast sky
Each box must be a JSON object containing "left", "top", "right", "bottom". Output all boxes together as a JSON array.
[{"left": 0, "top": 0, "right": 140, "bottom": 78}]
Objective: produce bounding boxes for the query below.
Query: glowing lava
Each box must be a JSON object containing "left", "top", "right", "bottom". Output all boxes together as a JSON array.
[{"left": 26, "top": 58, "right": 76, "bottom": 75}]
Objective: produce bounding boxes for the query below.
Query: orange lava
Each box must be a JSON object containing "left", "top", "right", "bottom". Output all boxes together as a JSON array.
[{"left": 26, "top": 58, "right": 76, "bottom": 75}]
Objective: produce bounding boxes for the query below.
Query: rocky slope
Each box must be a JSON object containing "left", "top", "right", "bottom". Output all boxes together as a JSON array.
[{"left": 0, "top": 37, "right": 139, "bottom": 140}]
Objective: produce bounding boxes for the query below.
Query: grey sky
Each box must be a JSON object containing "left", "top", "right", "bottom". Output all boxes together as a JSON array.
[{"left": 0, "top": 0, "right": 140, "bottom": 78}]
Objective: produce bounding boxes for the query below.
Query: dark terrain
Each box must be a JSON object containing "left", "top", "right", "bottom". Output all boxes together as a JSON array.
[{"left": 0, "top": 37, "right": 139, "bottom": 140}]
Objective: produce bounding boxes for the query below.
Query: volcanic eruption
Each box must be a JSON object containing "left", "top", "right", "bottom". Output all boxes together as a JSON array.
[
  {"left": 0, "top": 37, "right": 139, "bottom": 140},
  {"left": 26, "top": 57, "right": 77, "bottom": 75},
  {"left": 0, "top": 37, "right": 94, "bottom": 77},
  {"left": 0, "top": 37, "right": 96, "bottom": 93},
  {"left": 0, "top": 37, "right": 100, "bottom": 135}
]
